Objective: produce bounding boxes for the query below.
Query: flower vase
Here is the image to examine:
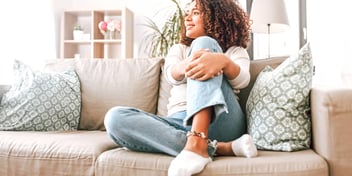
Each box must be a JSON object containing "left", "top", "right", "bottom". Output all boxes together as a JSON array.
[{"left": 107, "top": 31, "right": 116, "bottom": 40}]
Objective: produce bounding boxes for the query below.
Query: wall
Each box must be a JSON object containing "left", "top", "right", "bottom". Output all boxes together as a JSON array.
[
  {"left": 0, "top": 0, "right": 57, "bottom": 84},
  {"left": 307, "top": 0, "right": 352, "bottom": 87},
  {"left": 52, "top": 0, "right": 185, "bottom": 58},
  {"left": 0, "top": 0, "right": 184, "bottom": 84}
]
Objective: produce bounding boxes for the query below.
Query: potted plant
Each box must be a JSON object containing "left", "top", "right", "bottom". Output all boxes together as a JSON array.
[
  {"left": 139, "top": 0, "right": 184, "bottom": 57},
  {"left": 73, "top": 24, "right": 83, "bottom": 40}
]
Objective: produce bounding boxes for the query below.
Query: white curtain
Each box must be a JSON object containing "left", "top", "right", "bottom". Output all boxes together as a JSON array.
[{"left": 0, "top": 0, "right": 56, "bottom": 84}]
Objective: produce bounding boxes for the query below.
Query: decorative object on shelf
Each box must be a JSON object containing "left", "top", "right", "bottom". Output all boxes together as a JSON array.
[
  {"left": 250, "top": 0, "right": 290, "bottom": 58},
  {"left": 98, "top": 20, "right": 121, "bottom": 39},
  {"left": 73, "top": 24, "right": 84, "bottom": 40},
  {"left": 83, "top": 33, "right": 90, "bottom": 40},
  {"left": 61, "top": 8, "right": 134, "bottom": 59}
]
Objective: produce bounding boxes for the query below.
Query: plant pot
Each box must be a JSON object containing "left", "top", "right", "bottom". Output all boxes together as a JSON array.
[{"left": 73, "top": 30, "right": 83, "bottom": 40}]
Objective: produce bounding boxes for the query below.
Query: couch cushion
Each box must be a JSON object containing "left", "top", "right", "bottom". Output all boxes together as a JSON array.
[
  {"left": 237, "top": 57, "right": 287, "bottom": 114},
  {"left": 0, "top": 60, "right": 81, "bottom": 131},
  {"left": 0, "top": 131, "right": 117, "bottom": 176},
  {"left": 44, "top": 58, "right": 164, "bottom": 130},
  {"left": 246, "top": 43, "right": 313, "bottom": 151},
  {"left": 95, "top": 148, "right": 327, "bottom": 176}
]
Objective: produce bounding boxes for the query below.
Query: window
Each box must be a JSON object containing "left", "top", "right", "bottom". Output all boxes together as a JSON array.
[{"left": 251, "top": 0, "right": 300, "bottom": 60}]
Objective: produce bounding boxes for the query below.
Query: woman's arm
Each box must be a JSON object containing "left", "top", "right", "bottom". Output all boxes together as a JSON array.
[
  {"left": 184, "top": 47, "right": 251, "bottom": 91},
  {"left": 184, "top": 51, "right": 240, "bottom": 81},
  {"left": 164, "top": 44, "right": 188, "bottom": 85},
  {"left": 171, "top": 59, "right": 188, "bottom": 82}
]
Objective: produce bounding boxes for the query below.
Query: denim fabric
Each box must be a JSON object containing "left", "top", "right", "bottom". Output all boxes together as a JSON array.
[
  {"left": 184, "top": 36, "right": 227, "bottom": 126},
  {"left": 104, "top": 36, "right": 246, "bottom": 157},
  {"left": 105, "top": 107, "right": 187, "bottom": 156},
  {"left": 184, "top": 36, "right": 246, "bottom": 141}
]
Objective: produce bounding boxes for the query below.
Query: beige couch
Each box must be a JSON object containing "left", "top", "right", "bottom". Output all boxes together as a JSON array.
[{"left": 0, "top": 57, "right": 351, "bottom": 176}]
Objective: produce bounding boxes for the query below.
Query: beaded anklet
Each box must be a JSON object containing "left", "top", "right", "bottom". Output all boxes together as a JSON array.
[{"left": 186, "top": 130, "right": 208, "bottom": 139}]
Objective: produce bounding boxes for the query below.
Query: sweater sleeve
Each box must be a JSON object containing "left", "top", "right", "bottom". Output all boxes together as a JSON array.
[
  {"left": 225, "top": 47, "right": 251, "bottom": 92},
  {"left": 164, "top": 44, "right": 188, "bottom": 85}
]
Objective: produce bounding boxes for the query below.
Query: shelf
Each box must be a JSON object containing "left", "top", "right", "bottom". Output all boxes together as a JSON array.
[{"left": 60, "top": 7, "right": 134, "bottom": 59}]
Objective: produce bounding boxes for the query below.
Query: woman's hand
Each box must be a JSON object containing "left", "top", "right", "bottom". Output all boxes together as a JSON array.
[{"left": 185, "top": 49, "right": 226, "bottom": 81}]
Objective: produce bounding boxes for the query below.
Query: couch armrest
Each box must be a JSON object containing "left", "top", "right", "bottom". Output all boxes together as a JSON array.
[
  {"left": 0, "top": 85, "right": 11, "bottom": 101},
  {"left": 311, "top": 86, "right": 352, "bottom": 176}
]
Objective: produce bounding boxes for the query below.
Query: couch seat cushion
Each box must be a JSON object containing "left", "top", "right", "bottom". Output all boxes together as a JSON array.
[
  {"left": 95, "top": 148, "right": 328, "bottom": 176},
  {"left": 0, "top": 131, "right": 117, "bottom": 176}
]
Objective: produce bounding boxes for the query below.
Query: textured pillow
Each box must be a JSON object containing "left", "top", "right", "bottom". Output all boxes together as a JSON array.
[
  {"left": 44, "top": 58, "right": 164, "bottom": 130},
  {"left": 0, "top": 60, "right": 81, "bottom": 131},
  {"left": 246, "top": 43, "right": 313, "bottom": 151}
]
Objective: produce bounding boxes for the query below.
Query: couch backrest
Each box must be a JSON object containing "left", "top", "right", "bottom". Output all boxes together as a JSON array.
[
  {"left": 44, "top": 58, "right": 164, "bottom": 130},
  {"left": 42, "top": 57, "right": 286, "bottom": 130},
  {"left": 237, "top": 57, "right": 287, "bottom": 113},
  {"left": 156, "top": 56, "right": 287, "bottom": 117}
]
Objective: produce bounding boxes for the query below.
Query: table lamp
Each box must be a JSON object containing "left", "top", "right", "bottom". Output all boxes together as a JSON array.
[{"left": 250, "top": 0, "right": 290, "bottom": 58}]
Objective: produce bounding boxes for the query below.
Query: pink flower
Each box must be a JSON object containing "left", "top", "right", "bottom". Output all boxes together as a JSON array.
[
  {"left": 98, "top": 20, "right": 122, "bottom": 35},
  {"left": 98, "top": 21, "right": 108, "bottom": 32}
]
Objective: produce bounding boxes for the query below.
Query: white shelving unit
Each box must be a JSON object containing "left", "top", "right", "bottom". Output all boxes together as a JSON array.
[{"left": 60, "top": 7, "right": 134, "bottom": 59}]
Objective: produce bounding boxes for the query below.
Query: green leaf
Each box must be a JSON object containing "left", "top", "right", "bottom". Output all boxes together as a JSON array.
[{"left": 139, "top": 0, "right": 184, "bottom": 57}]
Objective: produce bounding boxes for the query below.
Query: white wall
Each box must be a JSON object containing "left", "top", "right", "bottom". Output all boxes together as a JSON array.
[
  {"left": 307, "top": 0, "right": 352, "bottom": 87},
  {"left": 2, "top": 0, "right": 351, "bottom": 87},
  {"left": 0, "top": 0, "right": 56, "bottom": 84},
  {"left": 0, "top": 0, "right": 182, "bottom": 84},
  {"left": 52, "top": 0, "right": 185, "bottom": 58}
]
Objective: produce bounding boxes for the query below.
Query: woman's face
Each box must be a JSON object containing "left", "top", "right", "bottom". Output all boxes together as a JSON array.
[{"left": 184, "top": 1, "right": 206, "bottom": 39}]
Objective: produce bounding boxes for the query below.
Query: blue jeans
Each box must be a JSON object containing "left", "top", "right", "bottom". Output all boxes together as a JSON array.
[{"left": 104, "top": 36, "right": 246, "bottom": 157}]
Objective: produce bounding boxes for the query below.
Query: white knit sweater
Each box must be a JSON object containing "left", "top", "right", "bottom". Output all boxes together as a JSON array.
[{"left": 164, "top": 44, "right": 250, "bottom": 116}]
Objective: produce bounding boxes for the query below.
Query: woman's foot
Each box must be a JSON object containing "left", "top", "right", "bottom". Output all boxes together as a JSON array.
[
  {"left": 231, "top": 134, "right": 258, "bottom": 158},
  {"left": 168, "top": 150, "right": 212, "bottom": 176},
  {"left": 168, "top": 135, "right": 211, "bottom": 176}
]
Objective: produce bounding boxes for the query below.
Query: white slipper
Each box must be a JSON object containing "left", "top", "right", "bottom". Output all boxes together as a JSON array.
[
  {"left": 168, "top": 150, "right": 212, "bottom": 176},
  {"left": 232, "top": 134, "right": 258, "bottom": 158}
]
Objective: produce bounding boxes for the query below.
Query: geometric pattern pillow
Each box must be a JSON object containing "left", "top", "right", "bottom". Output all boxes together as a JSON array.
[
  {"left": 246, "top": 43, "right": 313, "bottom": 151},
  {"left": 0, "top": 60, "right": 81, "bottom": 131}
]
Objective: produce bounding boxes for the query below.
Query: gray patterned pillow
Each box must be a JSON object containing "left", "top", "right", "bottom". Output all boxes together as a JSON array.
[
  {"left": 246, "top": 43, "right": 313, "bottom": 151},
  {"left": 0, "top": 60, "right": 81, "bottom": 131}
]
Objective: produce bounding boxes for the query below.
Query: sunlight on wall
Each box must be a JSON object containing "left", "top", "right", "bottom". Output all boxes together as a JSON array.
[
  {"left": 0, "top": 0, "right": 56, "bottom": 84},
  {"left": 307, "top": 0, "right": 352, "bottom": 87}
]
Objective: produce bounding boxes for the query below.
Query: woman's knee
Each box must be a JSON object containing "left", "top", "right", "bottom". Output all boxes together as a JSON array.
[
  {"left": 191, "top": 36, "right": 222, "bottom": 52},
  {"left": 104, "top": 106, "right": 133, "bottom": 131}
]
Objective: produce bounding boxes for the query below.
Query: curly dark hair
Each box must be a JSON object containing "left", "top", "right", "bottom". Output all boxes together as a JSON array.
[{"left": 180, "top": 0, "right": 251, "bottom": 51}]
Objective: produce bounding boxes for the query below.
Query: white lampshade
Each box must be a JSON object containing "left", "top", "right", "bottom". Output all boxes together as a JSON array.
[{"left": 250, "top": 0, "right": 290, "bottom": 33}]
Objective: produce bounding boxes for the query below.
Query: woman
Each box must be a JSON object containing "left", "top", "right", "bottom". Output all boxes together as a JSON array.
[{"left": 104, "top": 0, "right": 257, "bottom": 175}]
